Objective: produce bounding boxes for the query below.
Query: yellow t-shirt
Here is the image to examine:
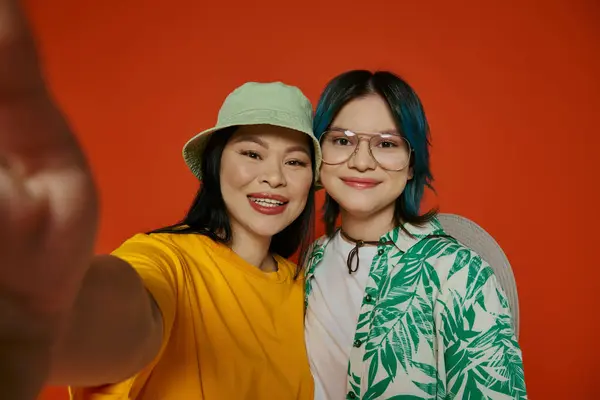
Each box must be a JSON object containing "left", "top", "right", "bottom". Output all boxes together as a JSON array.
[{"left": 70, "top": 232, "right": 313, "bottom": 400}]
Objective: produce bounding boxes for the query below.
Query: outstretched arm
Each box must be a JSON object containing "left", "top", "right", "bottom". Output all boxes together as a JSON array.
[{"left": 0, "top": 1, "right": 163, "bottom": 397}]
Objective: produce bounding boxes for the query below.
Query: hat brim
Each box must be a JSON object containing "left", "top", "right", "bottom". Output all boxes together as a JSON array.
[
  {"left": 436, "top": 213, "right": 520, "bottom": 339},
  {"left": 183, "top": 112, "right": 322, "bottom": 182}
]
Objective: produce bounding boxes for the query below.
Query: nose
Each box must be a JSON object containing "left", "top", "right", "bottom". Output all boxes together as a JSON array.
[
  {"left": 259, "top": 159, "right": 287, "bottom": 188},
  {"left": 347, "top": 139, "right": 376, "bottom": 172}
]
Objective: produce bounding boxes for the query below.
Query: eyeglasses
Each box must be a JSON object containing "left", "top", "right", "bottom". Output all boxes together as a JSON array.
[{"left": 319, "top": 128, "right": 412, "bottom": 171}]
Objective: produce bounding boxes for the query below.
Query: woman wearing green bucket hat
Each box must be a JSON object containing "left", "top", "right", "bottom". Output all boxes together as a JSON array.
[
  {"left": 75, "top": 83, "right": 321, "bottom": 400},
  {"left": 0, "top": 3, "right": 320, "bottom": 398}
]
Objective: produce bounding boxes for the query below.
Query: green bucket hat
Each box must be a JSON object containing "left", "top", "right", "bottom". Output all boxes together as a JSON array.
[{"left": 183, "top": 81, "right": 322, "bottom": 182}]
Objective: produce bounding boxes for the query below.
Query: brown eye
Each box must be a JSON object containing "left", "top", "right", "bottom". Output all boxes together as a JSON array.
[
  {"left": 379, "top": 141, "right": 397, "bottom": 148},
  {"left": 287, "top": 160, "right": 308, "bottom": 167},
  {"left": 240, "top": 150, "right": 261, "bottom": 160},
  {"left": 333, "top": 138, "right": 351, "bottom": 146}
]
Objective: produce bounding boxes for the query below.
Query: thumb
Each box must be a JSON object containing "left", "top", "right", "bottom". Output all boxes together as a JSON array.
[
  {"left": 0, "top": 0, "right": 86, "bottom": 171},
  {"left": 0, "top": 0, "right": 46, "bottom": 98}
]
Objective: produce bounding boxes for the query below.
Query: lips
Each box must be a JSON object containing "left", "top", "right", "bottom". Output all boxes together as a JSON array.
[
  {"left": 247, "top": 193, "right": 289, "bottom": 215},
  {"left": 340, "top": 177, "right": 380, "bottom": 189}
]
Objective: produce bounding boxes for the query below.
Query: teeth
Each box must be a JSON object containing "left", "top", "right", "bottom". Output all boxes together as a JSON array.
[{"left": 250, "top": 197, "right": 285, "bottom": 207}]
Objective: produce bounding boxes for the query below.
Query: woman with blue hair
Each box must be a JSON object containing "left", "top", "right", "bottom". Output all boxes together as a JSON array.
[{"left": 304, "top": 70, "right": 527, "bottom": 399}]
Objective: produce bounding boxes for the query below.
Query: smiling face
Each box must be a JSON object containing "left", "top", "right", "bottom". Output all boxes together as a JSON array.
[
  {"left": 220, "top": 124, "right": 314, "bottom": 240},
  {"left": 319, "top": 94, "right": 413, "bottom": 219}
]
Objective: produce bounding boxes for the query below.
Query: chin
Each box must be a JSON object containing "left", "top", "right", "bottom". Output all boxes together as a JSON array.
[
  {"left": 339, "top": 203, "right": 381, "bottom": 219},
  {"left": 246, "top": 219, "right": 290, "bottom": 238},
  {"left": 328, "top": 188, "right": 376, "bottom": 214}
]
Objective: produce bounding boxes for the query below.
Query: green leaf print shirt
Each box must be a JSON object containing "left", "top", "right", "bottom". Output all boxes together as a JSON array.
[{"left": 304, "top": 218, "right": 527, "bottom": 399}]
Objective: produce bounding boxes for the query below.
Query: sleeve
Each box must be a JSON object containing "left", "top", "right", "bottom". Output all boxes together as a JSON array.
[
  {"left": 437, "top": 254, "right": 527, "bottom": 400},
  {"left": 111, "top": 233, "right": 179, "bottom": 339},
  {"left": 69, "top": 233, "right": 180, "bottom": 400}
]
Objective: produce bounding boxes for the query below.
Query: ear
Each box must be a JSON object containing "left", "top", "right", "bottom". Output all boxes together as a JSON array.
[{"left": 408, "top": 166, "right": 414, "bottom": 180}]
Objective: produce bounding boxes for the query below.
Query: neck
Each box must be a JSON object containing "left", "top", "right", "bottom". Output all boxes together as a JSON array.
[
  {"left": 229, "top": 225, "right": 276, "bottom": 272},
  {"left": 340, "top": 207, "right": 396, "bottom": 242}
]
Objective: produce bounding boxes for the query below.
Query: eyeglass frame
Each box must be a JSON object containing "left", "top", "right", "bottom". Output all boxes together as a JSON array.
[{"left": 319, "top": 128, "right": 413, "bottom": 171}]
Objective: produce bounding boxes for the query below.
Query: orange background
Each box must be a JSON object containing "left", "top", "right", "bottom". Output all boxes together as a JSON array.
[{"left": 24, "top": 0, "right": 598, "bottom": 399}]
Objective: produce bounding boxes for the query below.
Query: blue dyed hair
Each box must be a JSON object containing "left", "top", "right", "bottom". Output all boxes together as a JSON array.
[{"left": 314, "top": 70, "right": 437, "bottom": 236}]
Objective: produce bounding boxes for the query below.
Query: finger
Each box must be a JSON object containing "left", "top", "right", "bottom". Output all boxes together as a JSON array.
[
  {"left": 0, "top": 155, "right": 44, "bottom": 234},
  {"left": 0, "top": 0, "right": 86, "bottom": 170},
  {"left": 0, "top": 97, "right": 86, "bottom": 172},
  {"left": 0, "top": 0, "right": 45, "bottom": 97}
]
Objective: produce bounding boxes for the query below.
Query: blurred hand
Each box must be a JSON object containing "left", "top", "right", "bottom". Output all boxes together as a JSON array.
[{"left": 0, "top": 0, "right": 99, "bottom": 398}]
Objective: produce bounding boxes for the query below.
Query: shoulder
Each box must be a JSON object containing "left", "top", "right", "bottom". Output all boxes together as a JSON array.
[
  {"left": 301, "top": 234, "right": 331, "bottom": 278},
  {"left": 400, "top": 229, "right": 464, "bottom": 269},
  {"left": 112, "top": 232, "right": 178, "bottom": 258},
  {"left": 111, "top": 232, "right": 222, "bottom": 267},
  {"left": 303, "top": 234, "right": 328, "bottom": 259},
  {"left": 313, "top": 234, "right": 329, "bottom": 247},
  {"left": 425, "top": 235, "right": 502, "bottom": 304},
  {"left": 403, "top": 227, "right": 498, "bottom": 292},
  {"left": 309, "top": 234, "right": 331, "bottom": 258},
  {"left": 414, "top": 218, "right": 497, "bottom": 283}
]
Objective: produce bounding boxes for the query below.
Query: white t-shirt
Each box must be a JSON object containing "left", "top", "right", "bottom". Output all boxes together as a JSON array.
[{"left": 304, "top": 232, "right": 377, "bottom": 400}]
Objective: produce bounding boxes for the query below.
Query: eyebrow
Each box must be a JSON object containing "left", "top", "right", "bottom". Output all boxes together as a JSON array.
[
  {"left": 233, "top": 134, "right": 267, "bottom": 148},
  {"left": 286, "top": 145, "right": 311, "bottom": 157},
  {"left": 233, "top": 134, "right": 311, "bottom": 156},
  {"left": 330, "top": 126, "right": 400, "bottom": 135}
]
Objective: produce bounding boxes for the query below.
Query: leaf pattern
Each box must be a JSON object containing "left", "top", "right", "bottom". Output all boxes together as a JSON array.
[
  {"left": 304, "top": 218, "right": 527, "bottom": 399},
  {"left": 304, "top": 239, "right": 325, "bottom": 310}
]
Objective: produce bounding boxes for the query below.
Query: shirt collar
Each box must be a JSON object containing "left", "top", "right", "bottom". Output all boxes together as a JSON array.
[
  {"left": 381, "top": 217, "right": 445, "bottom": 254},
  {"left": 308, "top": 217, "right": 445, "bottom": 271}
]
